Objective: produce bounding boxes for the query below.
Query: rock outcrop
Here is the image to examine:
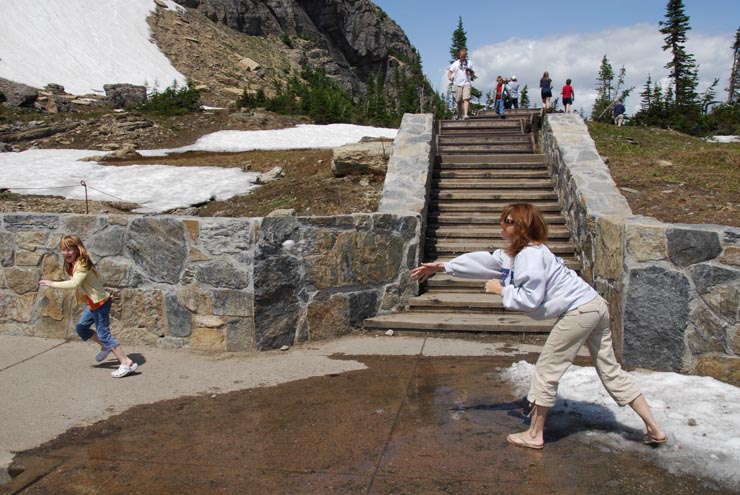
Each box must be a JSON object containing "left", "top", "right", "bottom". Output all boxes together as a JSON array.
[{"left": 174, "top": 0, "right": 418, "bottom": 95}]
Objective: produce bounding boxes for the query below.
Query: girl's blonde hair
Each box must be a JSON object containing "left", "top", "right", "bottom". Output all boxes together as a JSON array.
[
  {"left": 500, "top": 203, "right": 548, "bottom": 257},
  {"left": 60, "top": 234, "right": 94, "bottom": 272}
]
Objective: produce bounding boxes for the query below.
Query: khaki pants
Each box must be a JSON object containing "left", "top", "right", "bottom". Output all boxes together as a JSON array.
[{"left": 527, "top": 296, "right": 641, "bottom": 408}]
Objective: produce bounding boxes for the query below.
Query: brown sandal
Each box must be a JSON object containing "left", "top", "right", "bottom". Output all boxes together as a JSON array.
[{"left": 507, "top": 433, "right": 544, "bottom": 450}]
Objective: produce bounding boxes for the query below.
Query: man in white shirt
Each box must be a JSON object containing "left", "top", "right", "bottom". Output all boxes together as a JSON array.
[{"left": 448, "top": 48, "right": 474, "bottom": 120}]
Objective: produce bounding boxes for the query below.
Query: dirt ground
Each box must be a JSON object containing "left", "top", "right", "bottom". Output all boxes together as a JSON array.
[
  {"left": 6, "top": 355, "right": 733, "bottom": 495},
  {"left": 2, "top": 110, "right": 739, "bottom": 225}
]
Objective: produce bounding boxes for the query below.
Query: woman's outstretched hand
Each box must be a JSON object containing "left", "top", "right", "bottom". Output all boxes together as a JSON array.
[
  {"left": 410, "top": 262, "right": 443, "bottom": 283},
  {"left": 484, "top": 278, "right": 504, "bottom": 295}
]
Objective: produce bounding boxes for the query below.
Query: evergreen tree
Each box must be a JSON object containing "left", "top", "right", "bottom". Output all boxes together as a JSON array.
[
  {"left": 449, "top": 17, "right": 468, "bottom": 63},
  {"left": 520, "top": 85, "right": 530, "bottom": 108},
  {"left": 728, "top": 25, "right": 740, "bottom": 104},
  {"left": 592, "top": 55, "right": 615, "bottom": 122},
  {"left": 659, "top": 0, "right": 699, "bottom": 108},
  {"left": 700, "top": 77, "right": 720, "bottom": 114},
  {"left": 640, "top": 74, "right": 654, "bottom": 111}
]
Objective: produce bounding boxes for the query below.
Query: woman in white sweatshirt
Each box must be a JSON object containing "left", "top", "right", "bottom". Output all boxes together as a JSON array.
[{"left": 410, "top": 203, "right": 666, "bottom": 449}]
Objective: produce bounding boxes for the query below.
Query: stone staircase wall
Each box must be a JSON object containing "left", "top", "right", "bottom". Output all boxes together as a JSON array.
[
  {"left": 543, "top": 114, "right": 740, "bottom": 376},
  {"left": 0, "top": 114, "right": 432, "bottom": 352}
]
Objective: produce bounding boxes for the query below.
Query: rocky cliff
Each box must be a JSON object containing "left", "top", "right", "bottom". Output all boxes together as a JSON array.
[{"left": 174, "top": 0, "right": 418, "bottom": 95}]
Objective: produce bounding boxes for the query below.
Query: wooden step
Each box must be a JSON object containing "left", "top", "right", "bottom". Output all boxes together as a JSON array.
[
  {"left": 433, "top": 179, "right": 554, "bottom": 189},
  {"left": 429, "top": 214, "right": 565, "bottom": 225},
  {"left": 430, "top": 201, "right": 561, "bottom": 213},
  {"left": 433, "top": 190, "right": 558, "bottom": 201},
  {"left": 427, "top": 241, "right": 576, "bottom": 256},
  {"left": 441, "top": 119, "right": 521, "bottom": 130},
  {"left": 428, "top": 226, "right": 571, "bottom": 239},
  {"left": 409, "top": 292, "right": 505, "bottom": 312},
  {"left": 435, "top": 170, "right": 550, "bottom": 179},
  {"left": 439, "top": 134, "right": 532, "bottom": 145},
  {"left": 438, "top": 144, "right": 533, "bottom": 154},
  {"left": 363, "top": 312, "right": 555, "bottom": 333},
  {"left": 438, "top": 154, "right": 546, "bottom": 165}
]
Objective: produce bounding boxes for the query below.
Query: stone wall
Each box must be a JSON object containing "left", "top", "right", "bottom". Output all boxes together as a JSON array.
[
  {"left": 543, "top": 114, "right": 740, "bottom": 377},
  {"left": 0, "top": 113, "right": 434, "bottom": 352}
]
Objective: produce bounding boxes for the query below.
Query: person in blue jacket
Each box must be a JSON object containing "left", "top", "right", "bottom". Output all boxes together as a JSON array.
[{"left": 411, "top": 203, "right": 667, "bottom": 449}]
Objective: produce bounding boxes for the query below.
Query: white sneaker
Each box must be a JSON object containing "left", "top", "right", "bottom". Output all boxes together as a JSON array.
[{"left": 112, "top": 362, "right": 138, "bottom": 378}]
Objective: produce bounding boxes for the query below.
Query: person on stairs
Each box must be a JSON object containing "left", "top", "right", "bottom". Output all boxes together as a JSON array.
[
  {"left": 410, "top": 203, "right": 667, "bottom": 449},
  {"left": 448, "top": 48, "right": 475, "bottom": 120},
  {"left": 494, "top": 76, "right": 507, "bottom": 118}
]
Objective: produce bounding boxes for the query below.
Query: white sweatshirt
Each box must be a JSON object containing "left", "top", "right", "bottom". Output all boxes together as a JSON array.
[{"left": 443, "top": 245, "right": 598, "bottom": 320}]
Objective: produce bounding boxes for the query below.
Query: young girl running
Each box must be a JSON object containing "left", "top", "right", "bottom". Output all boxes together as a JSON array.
[
  {"left": 410, "top": 203, "right": 667, "bottom": 449},
  {"left": 40, "top": 234, "right": 138, "bottom": 378}
]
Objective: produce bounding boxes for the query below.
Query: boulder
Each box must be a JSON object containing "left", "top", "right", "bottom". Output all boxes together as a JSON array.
[
  {"left": 331, "top": 141, "right": 391, "bottom": 177},
  {"left": 0, "top": 77, "right": 38, "bottom": 108},
  {"left": 104, "top": 83, "right": 147, "bottom": 108}
]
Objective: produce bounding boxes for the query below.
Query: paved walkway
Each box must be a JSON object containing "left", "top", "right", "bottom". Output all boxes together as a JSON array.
[{"left": 0, "top": 334, "right": 730, "bottom": 494}]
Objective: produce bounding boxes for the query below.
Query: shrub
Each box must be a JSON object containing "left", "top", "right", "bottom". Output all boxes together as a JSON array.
[{"left": 138, "top": 82, "right": 201, "bottom": 116}]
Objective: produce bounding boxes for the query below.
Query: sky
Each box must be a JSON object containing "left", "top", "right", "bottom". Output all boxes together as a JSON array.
[
  {"left": 0, "top": 124, "right": 397, "bottom": 213},
  {"left": 373, "top": 0, "right": 740, "bottom": 115}
]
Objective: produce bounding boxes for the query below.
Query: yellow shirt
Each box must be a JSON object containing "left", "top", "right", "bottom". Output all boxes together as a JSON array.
[{"left": 50, "top": 260, "right": 111, "bottom": 309}]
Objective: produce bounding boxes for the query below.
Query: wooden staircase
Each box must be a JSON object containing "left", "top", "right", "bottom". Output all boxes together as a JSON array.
[{"left": 364, "top": 109, "right": 580, "bottom": 334}]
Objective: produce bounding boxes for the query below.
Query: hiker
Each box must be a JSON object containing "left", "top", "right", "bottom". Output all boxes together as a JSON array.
[
  {"left": 613, "top": 99, "right": 626, "bottom": 126},
  {"left": 494, "top": 76, "right": 506, "bottom": 118},
  {"left": 40, "top": 234, "right": 138, "bottom": 378},
  {"left": 448, "top": 48, "right": 475, "bottom": 120},
  {"left": 410, "top": 203, "right": 667, "bottom": 449},
  {"left": 561, "top": 78, "right": 575, "bottom": 113},
  {"left": 507, "top": 75, "right": 520, "bottom": 109},
  {"left": 540, "top": 71, "right": 553, "bottom": 110}
]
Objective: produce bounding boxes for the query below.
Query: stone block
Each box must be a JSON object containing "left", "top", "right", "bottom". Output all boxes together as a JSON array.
[
  {"left": 331, "top": 141, "right": 390, "bottom": 177},
  {"left": 593, "top": 217, "right": 624, "bottom": 280},
  {"left": 307, "top": 292, "right": 350, "bottom": 341},
  {"left": 623, "top": 266, "right": 690, "bottom": 371},
  {"left": 720, "top": 247, "right": 740, "bottom": 267},
  {"left": 188, "top": 247, "right": 210, "bottom": 262},
  {"left": 4, "top": 214, "right": 58, "bottom": 231},
  {"left": 0, "top": 232, "right": 14, "bottom": 267},
  {"left": 97, "top": 257, "right": 143, "bottom": 288},
  {"left": 694, "top": 355, "right": 740, "bottom": 387},
  {"left": 304, "top": 230, "right": 404, "bottom": 289},
  {"left": 86, "top": 225, "right": 126, "bottom": 257},
  {"left": 0, "top": 292, "right": 36, "bottom": 323},
  {"left": 195, "top": 260, "right": 249, "bottom": 289},
  {"left": 126, "top": 218, "right": 188, "bottom": 284},
  {"left": 41, "top": 253, "right": 65, "bottom": 281},
  {"left": 199, "top": 219, "right": 254, "bottom": 255},
  {"left": 666, "top": 228, "right": 722, "bottom": 267},
  {"left": 37, "top": 289, "right": 68, "bottom": 321},
  {"left": 223, "top": 318, "right": 253, "bottom": 352},
  {"left": 183, "top": 219, "right": 199, "bottom": 241},
  {"left": 348, "top": 290, "right": 380, "bottom": 327},
  {"left": 165, "top": 293, "right": 192, "bottom": 337},
  {"left": 60, "top": 216, "right": 107, "bottom": 243},
  {"left": 119, "top": 289, "right": 165, "bottom": 341},
  {"left": 211, "top": 289, "right": 251, "bottom": 317},
  {"left": 687, "top": 301, "right": 730, "bottom": 355},
  {"left": 15, "top": 251, "right": 43, "bottom": 266},
  {"left": 191, "top": 327, "right": 225, "bottom": 352},
  {"left": 177, "top": 284, "right": 212, "bottom": 313},
  {"left": 14, "top": 231, "right": 47, "bottom": 251},
  {"left": 5, "top": 267, "right": 41, "bottom": 294},
  {"left": 689, "top": 264, "right": 740, "bottom": 295},
  {"left": 193, "top": 314, "right": 225, "bottom": 328},
  {"left": 625, "top": 223, "right": 667, "bottom": 262},
  {"left": 701, "top": 283, "right": 740, "bottom": 323}
]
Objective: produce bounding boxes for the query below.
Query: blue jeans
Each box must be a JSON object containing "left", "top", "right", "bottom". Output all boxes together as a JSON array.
[
  {"left": 76, "top": 298, "right": 118, "bottom": 349},
  {"left": 495, "top": 98, "right": 505, "bottom": 115}
]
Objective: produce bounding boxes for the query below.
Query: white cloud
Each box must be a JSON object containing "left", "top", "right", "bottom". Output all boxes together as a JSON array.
[{"left": 465, "top": 24, "right": 733, "bottom": 116}]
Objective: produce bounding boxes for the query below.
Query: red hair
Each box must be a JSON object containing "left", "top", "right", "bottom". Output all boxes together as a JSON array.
[{"left": 500, "top": 203, "right": 548, "bottom": 257}]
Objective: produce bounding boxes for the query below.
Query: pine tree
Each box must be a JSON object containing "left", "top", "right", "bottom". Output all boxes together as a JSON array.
[
  {"left": 659, "top": 0, "right": 699, "bottom": 108},
  {"left": 449, "top": 17, "right": 468, "bottom": 62},
  {"left": 592, "top": 55, "right": 614, "bottom": 122},
  {"left": 640, "top": 74, "right": 654, "bottom": 111},
  {"left": 728, "top": 25, "right": 740, "bottom": 104},
  {"left": 520, "top": 85, "right": 530, "bottom": 108}
]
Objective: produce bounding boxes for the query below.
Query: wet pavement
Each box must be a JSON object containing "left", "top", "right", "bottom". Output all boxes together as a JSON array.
[{"left": 1, "top": 335, "right": 735, "bottom": 495}]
